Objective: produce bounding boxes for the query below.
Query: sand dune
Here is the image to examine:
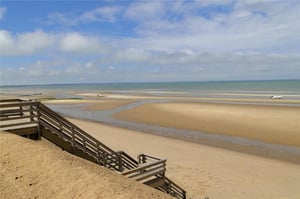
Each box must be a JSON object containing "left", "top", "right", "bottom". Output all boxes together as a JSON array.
[{"left": 0, "top": 132, "right": 171, "bottom": 199}]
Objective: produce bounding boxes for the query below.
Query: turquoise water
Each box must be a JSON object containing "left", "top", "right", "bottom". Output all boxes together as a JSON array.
[{"left": 1, "top": 79, "right": 300, "bottom": 99}]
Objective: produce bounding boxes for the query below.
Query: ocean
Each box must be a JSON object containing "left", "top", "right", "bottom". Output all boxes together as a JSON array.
[{"left": 1, "top": 79, "right": 300, "bottom": 100}]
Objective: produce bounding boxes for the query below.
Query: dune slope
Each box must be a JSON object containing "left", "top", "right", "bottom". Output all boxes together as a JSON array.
[{"left": 0, "top": 132, "right": 171, "bottom": 199}]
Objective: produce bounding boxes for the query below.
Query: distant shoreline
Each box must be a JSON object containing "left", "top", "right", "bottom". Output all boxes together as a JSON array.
[{"left": 2, "top": 82, "right": 300, "bottom": 164}]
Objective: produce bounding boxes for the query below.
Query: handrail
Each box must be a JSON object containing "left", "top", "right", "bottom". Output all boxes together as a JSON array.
[
  {"left": 163, "top": 177, "right": 186, "bottom": 199},
  {"left": 0, "top": 99, "right": 187, "bottom": 198},
  {"left": 122, "top": 158, "right": 166, "bottom": 181},
  {"left": 117, "top": 151, "right": 139, "bottom": 170},
  {"left": 0, "top": 99, "right": 23, "bottom": 103},
  {"left": 39, "top": 104, "right": 116, "bottom": 154},
  {"left": 38, "top": 103, "right": 123, "bottom": 171},
  {"left": 0, "top": 101, "right": 39, "bottom": 108},
  {"left": 0, "top": 101, "right": 38, "bottom": 129},
  {"left": 138, "top": 154, "right": 163, "bottom": 164}
]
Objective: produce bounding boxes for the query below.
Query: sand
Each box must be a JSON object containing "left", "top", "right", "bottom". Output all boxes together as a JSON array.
[
  {"left": 44, "top": 98, "right": 137, "bottom": 111},
  {"left": 67, "top": 118, "right": 300, "bottom": 199},
  {"left": 2, "top": 94, "right": 300, "bottom": 198},
  {"left": 85, "top": 99, "right": 137, "bottom": 111},
  {"left": 0, "top": 132, "right": 171, "bottom": 199},
  {"left": 114, "top": 102, "right": 300, "bottom": 148}
]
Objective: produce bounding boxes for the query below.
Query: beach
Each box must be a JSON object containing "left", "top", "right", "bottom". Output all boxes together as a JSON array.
[
  {"left": 114, "top": 102, "right": 300, "bottom": 147},
  {"left": 1, "top": 80, "right": 300, "bottom": 198},
  {"left": 68, "top": 118, "right": 300, "bottom": 199},
  {"left": 46, "top": 95, "right": 300, "bottom": 198}
]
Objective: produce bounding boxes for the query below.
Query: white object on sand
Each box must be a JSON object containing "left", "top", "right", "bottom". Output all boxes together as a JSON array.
[{"left": 270, "top": 95, "right": 283, "bottom": 99}]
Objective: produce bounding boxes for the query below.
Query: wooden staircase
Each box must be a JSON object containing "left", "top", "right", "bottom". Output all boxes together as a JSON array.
[{"left": 0, "top": 99, "right": 186, "bottom": 199}]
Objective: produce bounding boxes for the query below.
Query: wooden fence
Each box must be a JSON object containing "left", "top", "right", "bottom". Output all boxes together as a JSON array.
[{"left": 0, "top": 99, "right": 186, "bottom": 199}]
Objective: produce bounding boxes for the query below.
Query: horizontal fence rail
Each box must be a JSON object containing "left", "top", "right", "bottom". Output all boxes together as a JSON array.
[
  {"left": 38, "top": 103, "right": 122, "bottom": 171},
  {"left": 0, "top": 100, "right": 38, "bottom": 131},
  {"left": 122, "top": 159, "right": 166, "bottom": 181},
  {"left": 0, "top": 99, "right": 186, "bottom": 199}
]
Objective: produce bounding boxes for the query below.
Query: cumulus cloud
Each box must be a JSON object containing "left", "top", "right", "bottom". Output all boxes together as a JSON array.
[
  {"left": 126, "top": 1, "right": 300, "bottom": 54},
  {"left": 0, "top": 30, "right": 108, "bottom": 56},
  {"left": 0, "top": 29, "right": 55, "bottom": 55},
  {"left": 1, "top": 0, "right": 300, "bottom": 84},
  {"left": 1, "top": 51, "right": 299, "bottom": 85},
  {"left": 59, "top": 33, "right": 105, "bottom": 54}
]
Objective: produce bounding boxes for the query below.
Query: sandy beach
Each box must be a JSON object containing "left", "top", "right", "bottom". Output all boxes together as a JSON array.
[
  {"left": 2, "top": 90, "right": 300, "bottom": 198},
  {"left": 68, "top": 118, "right": 300, "bottom": 199},
  {"left": 0, "top": 132, "right": 171, "bottom": 199},
  {"left": 114, "top": 102, "right": 300, "bottom": 147}
]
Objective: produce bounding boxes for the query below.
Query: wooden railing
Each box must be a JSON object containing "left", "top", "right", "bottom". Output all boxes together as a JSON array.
[
  {"left": 122, "top": 158, "right": 166, "bottom": 182},
  {"left": 159, "top": 177, "right": 187, "bottom": 199},
  {"left": 0, "top": 99, "right": 186, "bottom": 199},
  {"left": 38, "top": 103, "right": 123, "bottom": 171},
  {"left": 0, "top": 99, "right": 38, "bottom": 129}
]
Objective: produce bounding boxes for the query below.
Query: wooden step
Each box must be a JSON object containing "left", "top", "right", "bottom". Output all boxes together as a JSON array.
[
  {"left": 144, "top": 176, "right": 165, "bottom": 188},
  {"left": 131, "top": 167, "right": 166, "bottom": 182}
]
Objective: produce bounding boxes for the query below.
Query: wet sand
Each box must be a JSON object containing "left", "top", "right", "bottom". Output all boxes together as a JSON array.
[
  {"left": 114, "top": 102, "right": 300, "bottom": 148},
  {"left": 68, "top": 118, "right": 300, "bottom": 199}
]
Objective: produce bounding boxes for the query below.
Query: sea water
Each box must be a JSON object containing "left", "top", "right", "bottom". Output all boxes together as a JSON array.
[{"left": 1, "top": 79, "right": 300, "bottom": 99}]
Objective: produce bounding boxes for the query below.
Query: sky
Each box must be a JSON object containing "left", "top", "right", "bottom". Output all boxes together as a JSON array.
[{"left": 0, "top": 0, "right": 300, "bottom": 85}]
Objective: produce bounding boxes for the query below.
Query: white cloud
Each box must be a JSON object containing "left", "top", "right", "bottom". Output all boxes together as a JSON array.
[
  {"left": 0, "top": 6, "right": 7, "bottom": 20},
  {"left": 1, "top": 52, "right": 299, "bottom": 85},
  {"left": 48, "top": 6, "right": 122, "bottom": 26},
  {"left": 59, "top": 33, "right": 105, "bottom": 54},
  {"left": 0, "top": 30, "right": 108, "bottom": 56},
  {"left": 81, "top": 6, "right": 122, "bottom": 22},
  {"left": 124, "top": 1, "right": 300, "bottom": 54},
  {"left": 1, "top": 1, "right": 300, "bottom": 84},
  {"left": 85, "top": 61, "right": 94, "bottom": 69},
  {"left": 125, "top": 1, "right": 165, "bottom": 20},
  {"left": 0, "top": 29, "right": 55, "bottom": 55}
]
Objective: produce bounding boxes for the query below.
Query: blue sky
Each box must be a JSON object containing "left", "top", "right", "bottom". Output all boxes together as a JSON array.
[{"left": 1, "top": 0, "right": 300, "bottom": 85}]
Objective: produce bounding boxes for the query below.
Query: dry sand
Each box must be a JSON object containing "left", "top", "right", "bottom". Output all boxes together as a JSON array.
[
  {"left": 114, "top": 102, "right": 300, "bottom": 148},
  {"left": 2, "top": 95, "right": 300, "bottom": 198},
  {"left": 0, "top": 132, "right": 171, "bottom": 199},
  {"left": 68, "top": 118, "right": 300, "bottom": 199}
]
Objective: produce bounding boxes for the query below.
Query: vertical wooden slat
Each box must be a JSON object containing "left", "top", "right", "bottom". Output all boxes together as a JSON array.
[
  {"left": 83, "top": 139, "right": 86, "bottom": 152},
  {"left": 117, "top": 151, "right": 123, "bottom": 172},
  {"left": 37, "top": 103, "right": 41, "bottom": 140},
  {"left": 30, "top": 105, "right": 34, "bottom": 121},
  {"left": 71, "top": 127, "right": 75, "bottom": 147},
  {"left": 19, "top": 103, "right": 23, "bottom": 117}
]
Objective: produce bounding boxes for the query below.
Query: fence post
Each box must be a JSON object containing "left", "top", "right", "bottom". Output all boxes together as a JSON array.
[
  {"left": 103, "top": 151, "right": 107, "bottom": 168},
  {"left": 30, "top": 104, "right": 34, "bottom": 121},
  {"left": 37, "top": 103, "right": 41, "bottom": 140},
  {"left": 19, "top": 103, "right": 23, "bottom": 117},
  {"left": 138, "top": 154, "right": 146, "bottom": 164},
  {"left": 117, "top": 151, "right": 123, "bottom": 172},
  {"left": 83, "top": 139, "right": 86, "bottom": 152},
  {"left": 70, "top": 126, "right": 75, "bottom": 147},
  {"left": 97, "top": 143, "right": 101, "bottom": 165}
]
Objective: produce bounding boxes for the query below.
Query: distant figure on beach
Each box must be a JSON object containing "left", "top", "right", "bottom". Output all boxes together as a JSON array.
[
  {"left": 270, "top": 95, "right": 282, "bottom": 99},
  {"left": 97, "top": 93, "right": 105, "bottom": 97}
]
